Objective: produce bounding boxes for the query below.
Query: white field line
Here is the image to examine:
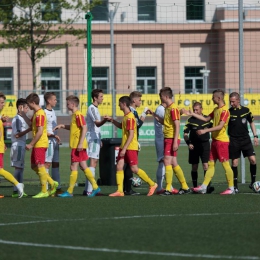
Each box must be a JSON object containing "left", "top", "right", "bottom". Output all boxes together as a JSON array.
[{"left": 0, "top": 239, "right": 259, "bottom": 260}]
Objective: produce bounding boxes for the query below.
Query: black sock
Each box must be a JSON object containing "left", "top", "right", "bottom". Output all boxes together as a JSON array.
[
  {"left": 232, "top": 166, "right": 238, "bottom": 188},
  {"left": 250, "top": 164, "right": 256, "bottom": 184},
  {"left": 191, "top": 171, "right": 198, "bottom": 187},
  {"left": 123, "top": 164, "right": 133, "bottom": 192}
]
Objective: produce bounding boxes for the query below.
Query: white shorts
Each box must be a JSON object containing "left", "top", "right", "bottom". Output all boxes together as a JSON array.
[
  {"left": 155, "top": 138, "right": 164, "bottom": 162},
  {"left": 10, "top": 142, "right": 26, "bottom": 168},
  {"left": 87, "top": 139, "right": 101, "bottom": 159},
  {"left": 45, "top": 138, "right": 59, "bottom": 163}
]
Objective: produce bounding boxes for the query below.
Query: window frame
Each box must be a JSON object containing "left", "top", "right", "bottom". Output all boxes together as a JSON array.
[
  {"left": 90, "top": 0, "right": 109, "bottom": 22},
  {"left": 41, "top": 0, "right": 61, "bottom": 22},
  {"left": 136, "top": 66, "right": 157, "bottom": 94},
  {"left": 0, "top": 67, "right": 13, "bottom": 95},
  {"left": 184, "top": 66, "right": 204, "bottom": 94},
  {"left": 92, "top": 67, "right": 109, "bottom": 94},
  {"left": 137, "top": 0, "right": 156, "bottom": 22},
  {"left": 186, "top": 0, "right": 205, "bottom": 21}
]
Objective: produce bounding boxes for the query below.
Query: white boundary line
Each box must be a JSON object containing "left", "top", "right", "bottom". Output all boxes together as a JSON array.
[{"left": 0, "top": 239, "right": 259, "bottom": 260}]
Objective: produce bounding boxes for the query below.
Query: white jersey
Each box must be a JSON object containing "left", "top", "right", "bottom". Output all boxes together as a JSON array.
[
  {"left": 44, "top": 108, "right": 57, "bottom": 136},
  {"left": 11, "top": 115, "right": 28, "bottom": 144},
  {"left": 154, "top": 104, "right": 165, "bottom": 139},
  {"left": 86, "top": 104, "right": 101, "bottom": 140}
]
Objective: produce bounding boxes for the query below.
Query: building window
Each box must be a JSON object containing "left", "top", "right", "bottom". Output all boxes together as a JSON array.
[
  {"left": 138, "top": 0, "right": 156, "bottom": 21},
  {"left": 90, "top": 0, "right": 108, "bottom": 21},
  {"left": 0, "top": 0, "right": 13, "bottom": 21},
  {"left": 41, "top": 0, "right": 61, "bottom": 21},
  {"left": 136, "top": 67, "right": 157, "bottom": 94},
  {"left": 0, "top": 68, "right": 13, "bottom": 95},
  {"left": 92, "top": 67, "right": 109, "bottom": 94},
  {"left": 41, "top": 68, "right": 61, "bottom": 110},
  {"left": 185, "top": 67, "right": 204, "bottom": 94},
  {"left": 186, "top": 0, "right": 204, "bottom": 20}
]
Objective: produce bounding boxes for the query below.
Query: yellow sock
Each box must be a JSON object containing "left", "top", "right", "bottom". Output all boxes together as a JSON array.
[
  {"left": 38, "top": 166, "right": 48, "bottom": 193},
  {"left": 222, "top": 161, "right": 234, "bottom": 188},
  {"left": 137, "top": 168, "right": 155, "bottom": 187},
  {"left": 173, "top": 165, "right": 189, "bottom": 190},
  {"left": 84, "top": 168, "right": 98, "bottom": 190},
  {"left": 0, "top": 168, "right": 19, "bottom": 186},
  {"left": 116, "top": 170, "right": 124, "bottom": 193},
  {"left": 46, "top": 173, "right": 54, "bottom": 186},
  {"left": 67, "top": 171, "right": 78, "bottom": 194},
  {"left": 203, "top": 161, "right": 215, "bottom": 186},
  {"left": 165, "top": 165, "right": 173, "bottom": 191}
]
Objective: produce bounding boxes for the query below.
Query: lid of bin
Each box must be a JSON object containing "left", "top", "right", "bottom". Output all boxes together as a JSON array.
[{"left": 101, "top": 138, "right": 121, "bottom": 145}]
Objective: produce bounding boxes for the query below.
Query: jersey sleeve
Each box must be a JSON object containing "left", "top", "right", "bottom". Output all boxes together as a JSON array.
[
  {"left": 246, "top": 110, "right": 254, "bottom": 123},
  {"left": 15, "top": 118, "right": 23, "bottom": 133},
  {"left": 88, "top": 106, "right": 99, "bottom": 122},
  {"left": 171, "top": 108, "right": 180, "bottom": 121},
  {"left": 208, "top": 111, "right": 214, "bottom": 119},
  {"left": 220, "top": 110, "right": 229, "bottom": 122},
  {"left": 155, "top": 106, "right": 165, "bottom": 119},
  {"left": 126, "top": 118, "right": 136, "bottom": 130},
  {"left": 183, "top": 119, "right": 191, "bottom": 133},
  {"left": 35, "top": 115, "right": 45, "bottom": 127},
  {"left": 76, "top": 114, "right": 86, "bottom": 127}
]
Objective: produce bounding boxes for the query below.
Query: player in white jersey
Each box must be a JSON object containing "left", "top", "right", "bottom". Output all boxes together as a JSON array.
[
  {"left": 10, "top": 98, "right": 31, "bottom": 197},
  {"left": 44, "top": 92, "right": 62, "bottom": 194},
  {"left": 83, "top": 89, "right": 107, "bottom": 196}
]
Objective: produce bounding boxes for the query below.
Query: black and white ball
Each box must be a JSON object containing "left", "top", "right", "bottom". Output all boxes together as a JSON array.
[
  {"left": 131, "top": 177, "right": 142, "bottom": 187},
  {"left": 252, "top": 181, "right": 260, "bottom": 193}
]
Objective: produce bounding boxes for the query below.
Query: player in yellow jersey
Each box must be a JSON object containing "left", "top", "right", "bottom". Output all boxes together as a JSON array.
[
  {"left": 181, "top": 89, "right": 235, "bottom": 195},
  {"left": 25, "top": 93, "right": 58, "bottom": 198},
  {"left": 106, "top": 96, "right": 157, "bottom": 197},
  {"left": 0, "top": 92, "right": 24, "bottom": 198},
  {"left": 53, "top": 95, "right": 100, "bottom": 198},
  {"left": 148, "top": 87, "right": 190, "bottom": 195}
]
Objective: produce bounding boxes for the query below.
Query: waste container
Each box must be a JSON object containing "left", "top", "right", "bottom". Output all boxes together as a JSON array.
[
  {"left": 99, "top": 138, "right": 121, "bottom": 186},
  {"left": 3, "top": 122, "right": 12, "bottom": 148}
]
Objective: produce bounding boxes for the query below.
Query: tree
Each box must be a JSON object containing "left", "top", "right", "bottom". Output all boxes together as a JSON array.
[{"left": 0, "top": 0, "right": 101, "bottom": 90}]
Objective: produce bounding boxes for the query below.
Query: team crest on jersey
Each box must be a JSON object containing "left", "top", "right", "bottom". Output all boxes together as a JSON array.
[{"left": 242, "top": 118, "right": 247, "bottom": 124}]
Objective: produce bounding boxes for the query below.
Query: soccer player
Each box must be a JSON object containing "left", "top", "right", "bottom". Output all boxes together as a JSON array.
[
  {"left": 149, "top": 87, "right": 190, "bottom": 195},
  {"left": 150, "top": 102, "right": 178, "bottom": 195},
  {"left": 10, "top": 98, "right": 31, "bottom": 198},
  {"left": 25, "top": 93, "right": 58, "bottom": 198},
  {"left": 181, "top": 89, "right": 234, "bottom": 195},
  {"left": 183, "top": 102, "right": 214, "bottom": 193},
  {"left": 44, "top": 92, "right": 62, "bottom": 195},
  {"left": 228, "top": 92, "right": 258, "bottom": 193},
  {"left": 53, "top": 95, "right": 100, "bottom": 198},
  {"left": 0, "top": 92, "right": 24, "bottom": 199},
  {"left": 124, "top": 91, "right": 148, "bottom": 195},
  {"left": 83, "top": 89, "right": 107, "bottom": 196},
  {"left": 106, "top": 96, "right": 157, "bottom": 197}
]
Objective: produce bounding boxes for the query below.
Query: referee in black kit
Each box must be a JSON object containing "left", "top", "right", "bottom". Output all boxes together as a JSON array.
[
  {"left": 228, "top": 92, "right": 258, "bottom": 193},
  {"left": 183, "top": 102, "right": 214, "bottom": 193}
]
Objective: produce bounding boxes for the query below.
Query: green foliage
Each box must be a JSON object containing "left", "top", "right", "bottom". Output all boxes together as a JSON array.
[{"left": 0, "top": 0, "right": 102, "bottom": 89}]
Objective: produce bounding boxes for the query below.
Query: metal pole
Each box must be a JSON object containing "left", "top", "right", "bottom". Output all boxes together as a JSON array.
[
  {"left": 85, "top": 12, "right": 93, "bottom": 108},
  {"left": 110, "top": 9, "right": 117, "bottom": 138},
  {"left": 239, "top": 0, "right": 246, "bottom": 183}
]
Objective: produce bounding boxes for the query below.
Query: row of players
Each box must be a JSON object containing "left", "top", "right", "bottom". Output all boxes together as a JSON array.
[{"left": 0, "top": 87, "right": 257, "bottom": 198}]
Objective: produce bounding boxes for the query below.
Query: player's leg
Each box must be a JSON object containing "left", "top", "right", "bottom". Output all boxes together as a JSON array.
[
  {"left": 109, "top": 150, "right": 125, "bottom": 196},
  {"left": 191, "top": 164, "right": 198, "bottom": 187},
  {"left": 189, "top": 145, "right": 199, "bottom": 188},
  {"left": 51, "top": 140, "right": 61, "bottom": 192},
  {"left": 83, "top": 157, "right": 98, "bottom": 195},
  {"left": 155, "top": 138, "right": 165, "bottom": 193},
  {"left": 248, "top": 155, "right": 257, "bottom": 189}
]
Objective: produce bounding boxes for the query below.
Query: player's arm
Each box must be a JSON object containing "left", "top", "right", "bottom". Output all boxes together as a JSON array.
[
  {"left": 105, "top": 116, "right": 122, "bottom": 129},
  {"left": 182, "top": 109, "right": 211, "bottom": 122},
  {"left": 19, "top": 111, "right": 32, "bottom": 127},
  {"left": 94, "top": 117, "right": 108, "bottom": 128},
  {"left": 249, "top": 121, "right": 258, "bottom": 146},
  {"left": 139, "top": 107, "right": 149, "bottom": 122},
  {"left": 147, "top": 109, "right": 164, "bottom": 124},
  {"left": 77, "top": 124, "right": 87, "bottom": 151},
  {"left": 26, "top": 125, "right": 43, "bottom": 150},
  {"left": 15, "top": 127, "right": 32, "bottom": 138},
  {"left": 173, "top": 120, "right": 180, "bottom": 151},
  {"left": 53, "top": 124, "right": 70, "bottom": 131}
]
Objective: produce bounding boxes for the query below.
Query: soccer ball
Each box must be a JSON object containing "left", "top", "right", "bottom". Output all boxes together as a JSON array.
[
  {"left": 252, "top": 181, "right": 260, "bottom": 193},
  {"left": 131, "top": 177, "right": 142, "bottom": 187}
]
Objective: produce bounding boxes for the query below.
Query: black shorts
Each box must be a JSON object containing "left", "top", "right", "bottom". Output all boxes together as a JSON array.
[
  {"left": 188, "top": 141, "right": 210, "bottom": 165},
  {"left": 229, "top": 136, "right": 255, "bottom": 159}
]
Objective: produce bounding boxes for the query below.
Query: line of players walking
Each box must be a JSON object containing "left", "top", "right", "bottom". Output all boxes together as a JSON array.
[{"left": 0, "top": 87, "right": 257, "bottom": 198}]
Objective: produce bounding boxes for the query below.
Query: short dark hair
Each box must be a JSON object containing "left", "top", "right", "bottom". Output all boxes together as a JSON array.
[
  {"left": 16, "top": 98, "right": 28, "bottom": 109},
  {"left": 44, "top": 92, "right": 56, "bottom": 103},
  {"left": 213, "top": 89, "right": 225, "bottom": 99},
  {"left": 229, "top": 92, "right": 240, "bottom": 99},
  {"left": 160, "top": 87, "right": 173, "bottom": 99},
  {"left": 193, "top": 102, "right": 202, "bottom": 109},
  {"left": 119, "top": 96, "right": 131, "bottom": 107},
  {"left": 26, "top": 93, "right": 40, "bottom": 105},
  {"left": 66, "top": 95, "right": 79, "bottom": 107},
  {"left": 92, "top": 89, "right": 103, "bottom": 101},
  {"left": 0, "top": 92, "right": 6, "bottom": 100}
]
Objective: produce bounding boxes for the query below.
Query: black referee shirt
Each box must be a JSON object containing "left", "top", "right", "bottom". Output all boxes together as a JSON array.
[
  {"left": 183, "top": 115, "right": 213, "bottom": 143},
  {"left": 228, "top": 106, "right": 254, "bottom": 138}
]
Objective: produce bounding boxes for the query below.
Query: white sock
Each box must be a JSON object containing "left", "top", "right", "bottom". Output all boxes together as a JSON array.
[
  {"left": 201, "top": 184, "right": 207, "bottom": 189},
  {"left": 84, "top": 167, "right": 95, "bottom": 193},
  {"left": 52, "top": 167, "right": 61, "bottom": 189},
  {"left": 156, "top": 162, "right": 165, "bottom": 191},
  {"left": 13, "top": 168, "right": 24, "bottom": 192}
]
